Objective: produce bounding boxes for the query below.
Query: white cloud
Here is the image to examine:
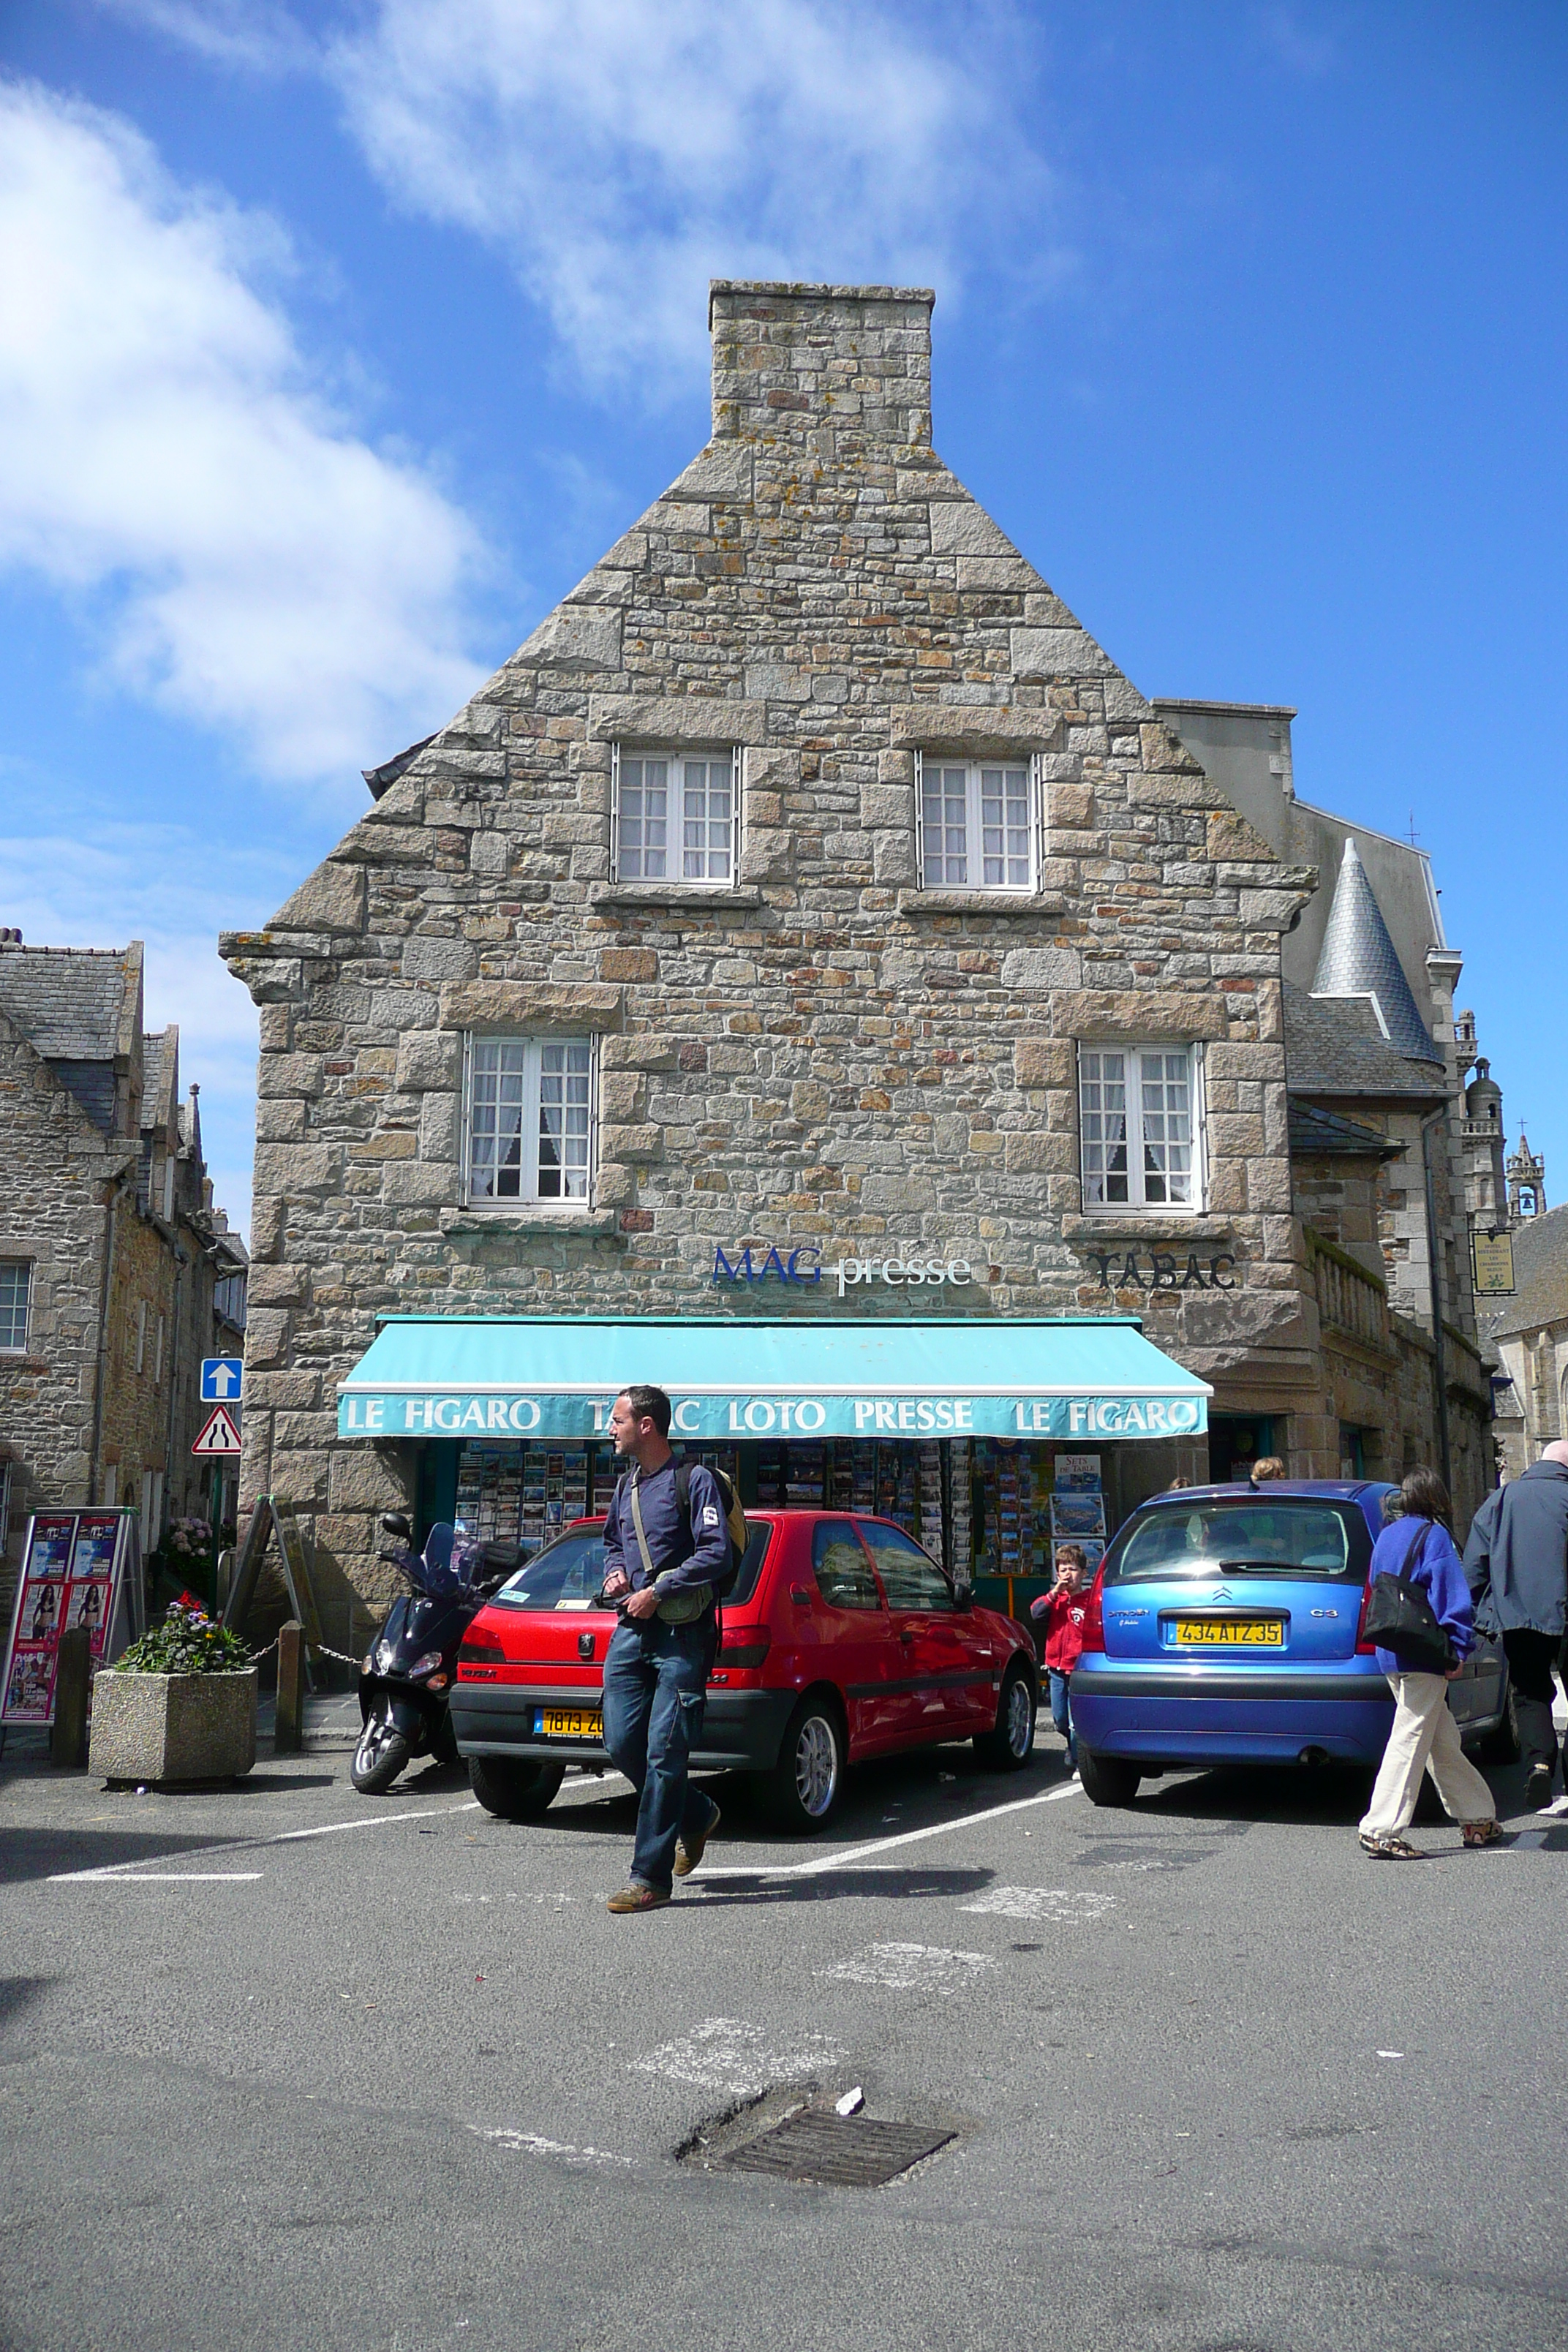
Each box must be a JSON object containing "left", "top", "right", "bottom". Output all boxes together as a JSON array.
[
  {"left": 0, "top": 78, "right": 489, "bottom": 780},
  {"left": 96, "top": 0, "right": 314, "bottom": 73},
  {"left": 323, "top": 0, "right": 1051, "bottom": 396}
]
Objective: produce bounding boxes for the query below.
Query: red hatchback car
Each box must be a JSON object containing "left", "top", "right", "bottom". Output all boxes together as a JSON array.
[{"left": 450, "top": 1509, "right": 1039, "bottom": 1831}]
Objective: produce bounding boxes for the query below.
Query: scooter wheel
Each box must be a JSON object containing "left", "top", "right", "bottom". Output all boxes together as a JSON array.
[{"left": 352, "top": 1711, "right": 411, "bottom": 1795}]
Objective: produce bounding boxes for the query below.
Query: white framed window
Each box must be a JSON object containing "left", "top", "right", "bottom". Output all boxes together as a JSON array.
[
  {"left": 916, "top": 755, "right": 1039, "bottom": 891},
  {"left": 135, "top": 1299, "right": 148, "bottom": 1375},
  {"left": 0, "top": 1262, "right": 30, "bottom": 1352},
  {"left": 464, "top": 1036, "right": 596, "bottom": 1206},
  {"left": 612, "top": 745, "right": 739, "bottom": 884},
  {"left": 1078, "top": 1044, "right": 1204, "bottom": 1212}
]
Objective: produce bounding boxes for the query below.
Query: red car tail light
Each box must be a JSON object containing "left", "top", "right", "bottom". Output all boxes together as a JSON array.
[
  {"left": 1080, "top": 1561, "right": 1107, "bottom": 1652},
  {"left": 1354, "top": 1578, "right": 1377, "bottom": 1655},
  {"left": 459, "top": 1638, "right": 505, "bottom": 1663},
  {"left": 720, "top": 1632, "right": 771, "bottom": 1669}
]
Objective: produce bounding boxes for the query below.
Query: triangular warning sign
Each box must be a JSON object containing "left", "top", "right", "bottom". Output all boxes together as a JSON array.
[{"left": 192, "top": 1403, "right": 244, "bottom": 1458}]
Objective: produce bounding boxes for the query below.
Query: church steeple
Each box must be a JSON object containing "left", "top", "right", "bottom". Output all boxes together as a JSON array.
[{"left": 1507, "top": 1128, "right": 1546, "bottom": 1220}]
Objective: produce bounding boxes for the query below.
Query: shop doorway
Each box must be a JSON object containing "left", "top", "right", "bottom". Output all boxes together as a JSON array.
[{"left": 1207, "top": 1416, "right": 1276, "bottom": 1484}]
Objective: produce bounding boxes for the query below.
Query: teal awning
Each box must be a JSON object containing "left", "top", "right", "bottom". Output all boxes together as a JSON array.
[{"left": 337, "top": 1316, "right": 1209, "bottom": 1443}]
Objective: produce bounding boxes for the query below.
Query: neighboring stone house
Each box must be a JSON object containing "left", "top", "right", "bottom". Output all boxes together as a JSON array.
[
  {"left": 1480, "top": 1141, "right": 1564, "bottom": 1480},
  {"left": 1153, "top": 703, "right": 1494, "bottom": 1499},
  {"left": 0, "top": 935, "right": 249, "bottom": 1596},
  {"left": 219, "top": 279, "right": 1493, "bottom": 1632}
]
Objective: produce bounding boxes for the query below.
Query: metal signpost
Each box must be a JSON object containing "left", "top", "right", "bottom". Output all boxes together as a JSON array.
[{"left": 195, "top": 1365, "right": 243, "bottom": 1611}]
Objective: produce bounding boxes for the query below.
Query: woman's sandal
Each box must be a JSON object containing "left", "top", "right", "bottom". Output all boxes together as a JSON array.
[
  {"left": 1359, "top": 1832, "right": 1425, "bottom": 1859},
  {"left": 1461, "top": 1818, "right": 1504, "bottom": 1848}
]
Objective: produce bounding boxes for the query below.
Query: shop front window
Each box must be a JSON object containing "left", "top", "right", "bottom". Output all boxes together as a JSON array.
[
  {"left": 465, "top": 1037, "right": 595, "bottom": 1205},
  {"left": 1079, "top": 1045, "right": 1201, "bottom": 1211}
]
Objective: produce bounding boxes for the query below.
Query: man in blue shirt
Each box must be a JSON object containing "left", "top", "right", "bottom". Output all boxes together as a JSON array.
[{"left": 600, "top": 1384, "right": 731, "bottom": 1912}]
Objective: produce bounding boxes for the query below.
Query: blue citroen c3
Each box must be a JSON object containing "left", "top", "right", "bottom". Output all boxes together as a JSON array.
[{"left": 1068, "top": 1480, "right": 1514, "bottom": 1806}]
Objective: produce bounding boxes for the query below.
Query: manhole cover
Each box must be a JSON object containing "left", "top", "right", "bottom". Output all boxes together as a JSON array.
[{"left": 721, "top": 2110, "right": 954, "bottom": 2187}]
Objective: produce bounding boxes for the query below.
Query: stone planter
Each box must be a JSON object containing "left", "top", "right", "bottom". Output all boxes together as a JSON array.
[{"left": 89, "top": 1667, "right": 257, "bottom": 1786}]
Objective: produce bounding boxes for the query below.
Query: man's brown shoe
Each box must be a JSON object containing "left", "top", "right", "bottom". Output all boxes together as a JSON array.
[
  {"left": 606, "top": 1882, "right": 671, "bottom": 1912},
  {"left": 674, "top": 1801, "right": 721, "bottom": 1878}
]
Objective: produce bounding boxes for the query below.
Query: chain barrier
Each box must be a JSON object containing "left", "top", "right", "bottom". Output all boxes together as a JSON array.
[
  {"left": 244, "top": 1635, "right": 362, "bottom": 1670},
  {"left": 309, "top": 1641, "right": 367, "bottom": 1670}
]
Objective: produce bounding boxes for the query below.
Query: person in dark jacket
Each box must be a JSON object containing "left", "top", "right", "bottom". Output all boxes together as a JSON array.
[
  {"left": 1358, "top": 1468, "right": 1502, "bottom": 1858},
  {"left": 598, "top": 1384, "right": 731, "bottom": 1912},
  {"left": 1463, "top": 1439, "right": 1568, "bottom": 1809}
]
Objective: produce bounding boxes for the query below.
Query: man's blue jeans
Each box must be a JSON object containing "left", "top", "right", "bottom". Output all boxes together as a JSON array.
[
  {"left": 1048, "top": 1667, "right": 1077, "bottom": 1769},
  {"left": 601, "top": 1618, "right": 717, "bottom": 1892}
]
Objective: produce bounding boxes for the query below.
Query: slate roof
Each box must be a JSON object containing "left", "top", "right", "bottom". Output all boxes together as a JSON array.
[
  {"left": 1311, "top": 838, "right": 1438, "bottom": 1063},
  {"left": 363, "top": 734, "right": 436, "bottom": 800},
  {"left": 1287, "top": 1099, "right": 1401, "bottom": 1159},
  {"left": 1485, "top": 1203, "right": 1568, "bottom": 1341},
  {"left": 1284, "top": 981, "right": 1448, "bottom": 1101},
  {"left": 0, "top": 945, "right": 136, "bottom": 1060}
]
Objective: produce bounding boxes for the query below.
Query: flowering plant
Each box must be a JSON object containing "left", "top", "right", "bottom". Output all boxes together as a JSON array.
[
  {"left": 163, "top": 1518, "right": 212, "bottom": 1560},
  {"left": 116, "top": 1602, "right": 252, "bottom": 1675}
]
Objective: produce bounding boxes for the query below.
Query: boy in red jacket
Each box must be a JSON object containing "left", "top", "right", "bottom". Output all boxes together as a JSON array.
[{"left": 1031, "top": 1545, "right": 1093, "bottom": 1778}]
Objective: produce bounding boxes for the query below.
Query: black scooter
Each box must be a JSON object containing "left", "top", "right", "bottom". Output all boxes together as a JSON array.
[{"left": 352, "top": 1514, "right": 519, "bottom": 1794}]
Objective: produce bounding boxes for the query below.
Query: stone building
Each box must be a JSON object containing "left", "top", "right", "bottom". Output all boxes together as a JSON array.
[
  {"left": 1151, "top": 704, "right": 1493, "bottom": 1498},
  {"left": 0, "top": 935, "right": 249, "bottom": 1597},
  {"left": 220, "top": 279, "right": 1493, "bottom": 1634},
  {"left": 1480, "top": 1136, "right": 1565, "bottom": 1479}
]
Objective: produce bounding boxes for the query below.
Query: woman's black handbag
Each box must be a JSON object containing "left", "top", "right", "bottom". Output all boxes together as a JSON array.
[{"left": 1362, "top": 1526, "right": 1452, "bottom": 1674}]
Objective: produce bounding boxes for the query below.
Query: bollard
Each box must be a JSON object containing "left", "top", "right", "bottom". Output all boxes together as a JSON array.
[
  {"left": 51, "top": 1627, "right": 91, "bottom": 1768},
  {"left": 275, "top": 1619, "right": 306, "bottom": 1756}
]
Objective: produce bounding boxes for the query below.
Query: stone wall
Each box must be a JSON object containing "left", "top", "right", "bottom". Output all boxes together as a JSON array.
[
  {"left": 223, "top": 281, "right": 1342, "bottom": 1602},
  {"left": 0, "top": 1006, "right": 121, "bottom": 1588}
]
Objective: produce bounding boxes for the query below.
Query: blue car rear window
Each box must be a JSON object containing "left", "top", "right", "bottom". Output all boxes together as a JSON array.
[{"left": 1107, "top": 1499, "right": 1370, "bottom": 1586}]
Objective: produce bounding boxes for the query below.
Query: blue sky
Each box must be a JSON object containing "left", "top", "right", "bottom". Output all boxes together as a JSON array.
[{"left": 1, "top": 1, "right": 1564, "bottom": 1241}]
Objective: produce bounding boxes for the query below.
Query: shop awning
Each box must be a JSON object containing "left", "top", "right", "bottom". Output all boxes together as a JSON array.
[{"left": 336, "top": 1316, "right": 1209, "bottom": 1443}]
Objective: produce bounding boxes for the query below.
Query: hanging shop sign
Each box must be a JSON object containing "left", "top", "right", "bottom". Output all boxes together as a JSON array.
[{"left": 712, "top": 1244, "right": 973, "bottom": 1297}]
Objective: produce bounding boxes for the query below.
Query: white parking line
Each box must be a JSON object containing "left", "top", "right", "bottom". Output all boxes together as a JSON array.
[
  {"left": 697, "top": 1779, "right": 1085, "bottom": 1883},
  {"left": 47, "top": 1799, "right": 482, "bottom": 1883}
]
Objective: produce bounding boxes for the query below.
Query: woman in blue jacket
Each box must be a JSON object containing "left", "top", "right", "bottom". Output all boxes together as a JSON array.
[{"left": 1359, "top": 1468, "right": 1503, "bottom": 1858}]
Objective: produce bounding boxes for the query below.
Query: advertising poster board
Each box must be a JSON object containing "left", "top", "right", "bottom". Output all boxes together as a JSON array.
[
  {"left": 1049, "top": 1493, "right": 1107, "bottom": 1540},
  {"left": 1, "top": 1509, "right": 143, "bottom": 1731}
]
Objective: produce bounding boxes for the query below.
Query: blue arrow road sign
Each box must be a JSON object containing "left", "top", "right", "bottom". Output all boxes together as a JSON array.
[{"left": 200, "top": 1357, "right": 244, "bottom": 1403}]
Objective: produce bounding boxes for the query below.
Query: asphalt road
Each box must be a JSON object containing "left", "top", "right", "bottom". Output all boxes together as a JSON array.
[{"left": 2, "top": 1716, "right": 1564, "bottom": 2352}]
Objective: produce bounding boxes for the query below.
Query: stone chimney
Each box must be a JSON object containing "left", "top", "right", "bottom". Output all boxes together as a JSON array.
[{"left": 708, "top": 279, "right": 934, "bottom": 456}]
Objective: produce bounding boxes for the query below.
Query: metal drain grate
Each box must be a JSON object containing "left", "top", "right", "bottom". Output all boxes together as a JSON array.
[{"left": 721, "top": 2110, "right": 954, "bottom": 2187}]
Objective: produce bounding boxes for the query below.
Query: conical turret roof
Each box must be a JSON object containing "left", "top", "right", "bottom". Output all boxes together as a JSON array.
[{"left": 1311, "top": 839, "right": 1439, "bottom": 1063}]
